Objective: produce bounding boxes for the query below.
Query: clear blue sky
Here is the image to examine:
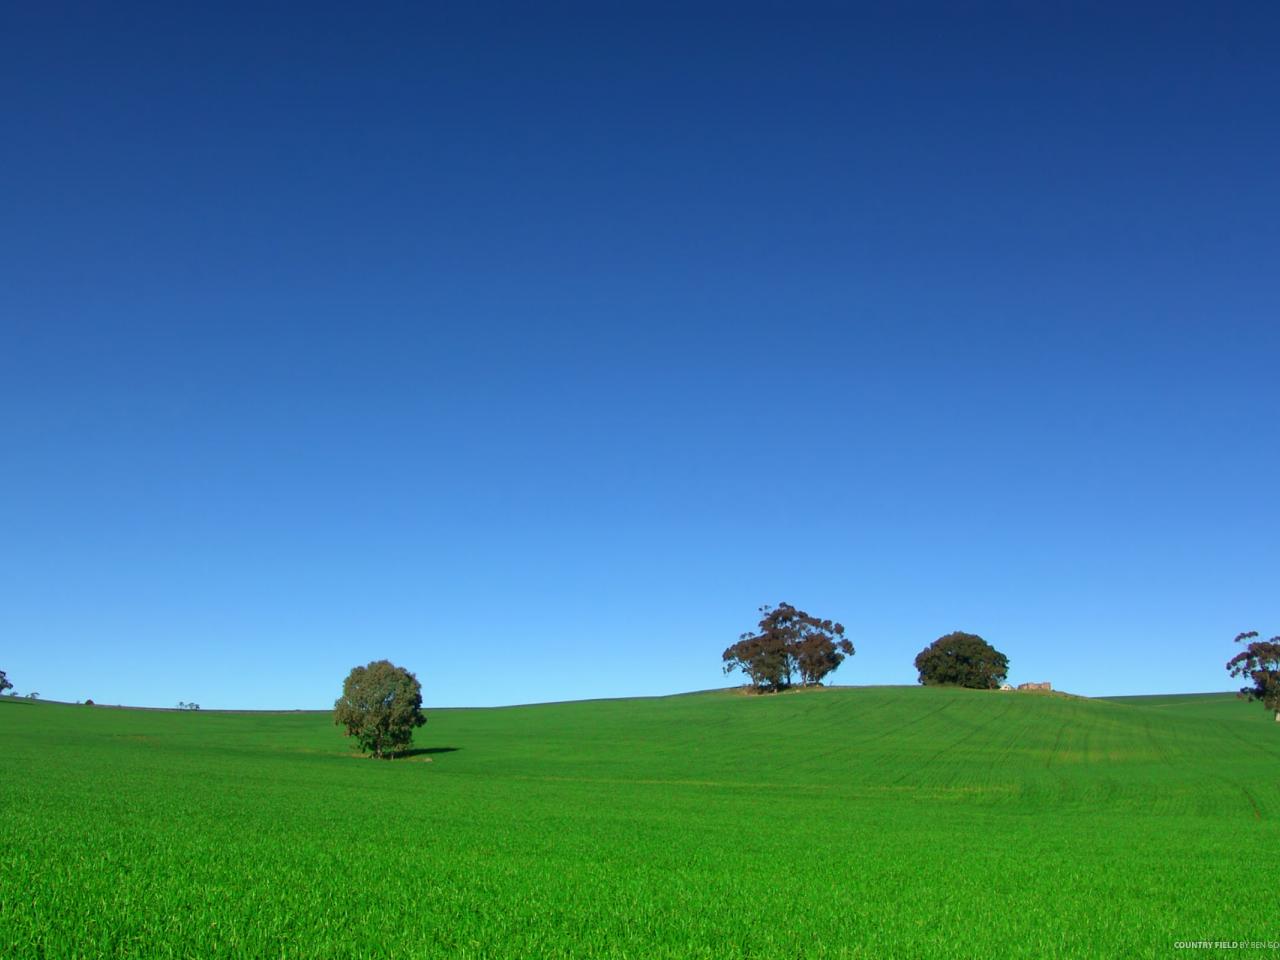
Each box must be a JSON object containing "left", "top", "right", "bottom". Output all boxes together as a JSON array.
[{"left": 3, "top": 3, "right": 1276, "bottom": 709}]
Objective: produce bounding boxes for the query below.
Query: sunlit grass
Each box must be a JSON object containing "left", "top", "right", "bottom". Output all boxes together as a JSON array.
[{"left": 2, "top": 687, "right": 1275, "bottom": 957}]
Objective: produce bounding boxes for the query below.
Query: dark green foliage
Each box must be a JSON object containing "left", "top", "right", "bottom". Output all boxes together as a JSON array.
[
  {"left": 914, "top": 631, "right": 1009, "bottom": 689},
  {"left": 333, "top": 660, "right": 426, "bottom": 758},
  {"left": 0, "top": 670, "right": 10, "bottom": 695},
  {"left": 723, "top": 603, "right": 853, "bottom": 692},
  {"left": 1226, "top": 631, "right": 1280, "bottom": 720}
]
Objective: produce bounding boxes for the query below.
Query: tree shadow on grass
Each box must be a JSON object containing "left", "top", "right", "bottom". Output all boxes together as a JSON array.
[{"left": 393, "top": 746, "right": 460, "bottom": 759}]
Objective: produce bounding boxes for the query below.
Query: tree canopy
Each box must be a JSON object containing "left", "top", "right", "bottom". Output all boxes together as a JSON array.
[
  {"left": 0, "top": 670, "right": 10, "bottom": 696},
  {"left": 334, "top": 660, "right": 427, "bottom": 758},
  {"left": 914, "top": 632, "right": 1009, "bottom": 689},
  {"left": 1226, "top": 631, "right": 1280, "bottom": 721},
  {"left": 723, "top": 603, "right": 854, "bottom": 692}
]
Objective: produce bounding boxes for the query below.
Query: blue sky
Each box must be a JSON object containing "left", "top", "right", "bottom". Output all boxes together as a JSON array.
[{"left": 3, "top": 3, "right": 1276, "bottom": 709}]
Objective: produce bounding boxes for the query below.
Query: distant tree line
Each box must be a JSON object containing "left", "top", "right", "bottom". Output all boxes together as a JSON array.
[{"left": 0, "top": 671, "right": 44, "bottom": 701}]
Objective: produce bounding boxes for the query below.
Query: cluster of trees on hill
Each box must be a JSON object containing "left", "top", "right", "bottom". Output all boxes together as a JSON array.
[
  {"left": 0, "top": 670, "right": 10, "bottom": 696},
  {"left": 723, "top": 608, "right": 1011, "bottom": 693},
  {"left": 722, "top": 610, "right": 1279, "bottom": 723}
]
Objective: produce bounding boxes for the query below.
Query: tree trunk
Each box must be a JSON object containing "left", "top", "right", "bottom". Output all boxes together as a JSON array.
[{"left": 1274, "top": 710, "right": 1279, "bottom": 722}]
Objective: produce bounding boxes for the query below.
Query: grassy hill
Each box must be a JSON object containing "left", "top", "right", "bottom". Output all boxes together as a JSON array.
[{"left": 2, "top": 686, "right": 1276, "bottom": 958}]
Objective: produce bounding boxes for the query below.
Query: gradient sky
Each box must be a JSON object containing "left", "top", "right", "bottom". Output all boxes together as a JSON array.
[{"left": 3, "top": 3, "right": 1277, "bottom": 709}]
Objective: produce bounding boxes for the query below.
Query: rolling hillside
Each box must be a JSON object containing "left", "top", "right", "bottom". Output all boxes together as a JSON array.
[{"left": 2, "top": 687, "right": 1275, "bottom": 958}]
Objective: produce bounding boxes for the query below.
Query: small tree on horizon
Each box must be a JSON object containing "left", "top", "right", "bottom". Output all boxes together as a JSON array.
[
  {"left": 0, "top": 670, "right": 11, "bottom": 696},
  {"left": 1226, "top": 631, "right": 1280, "bottom": 722},
  {"left": 334, "top": 660, "right": 427, "bottom": 758},
  {"left": 723, "top": 603, "right": 854, "bottom": 693},
  {"left": 914, "top": 632, "right": 1009, "bottom": 689}
]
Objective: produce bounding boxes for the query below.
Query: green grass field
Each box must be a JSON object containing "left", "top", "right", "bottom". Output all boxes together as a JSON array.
[{"left": 2, "top": 687, "right": 1276, "bottom": 958}]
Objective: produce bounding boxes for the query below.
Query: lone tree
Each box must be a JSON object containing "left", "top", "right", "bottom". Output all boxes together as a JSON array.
[
  {"left": 334, "top": 660, "right": 426, "bottom": 758},
  {"left": 914, "top": 632, "right": 1009, "bottom": 689},
  {"left": 723, "top": 603, "right": 854, "bottom": 692},
  {"left": 1226, "top": 631, "right": 1280, "bottom": 722},
  {"left": 0, "top": 670, "right": 10, "bottom": 696}
]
